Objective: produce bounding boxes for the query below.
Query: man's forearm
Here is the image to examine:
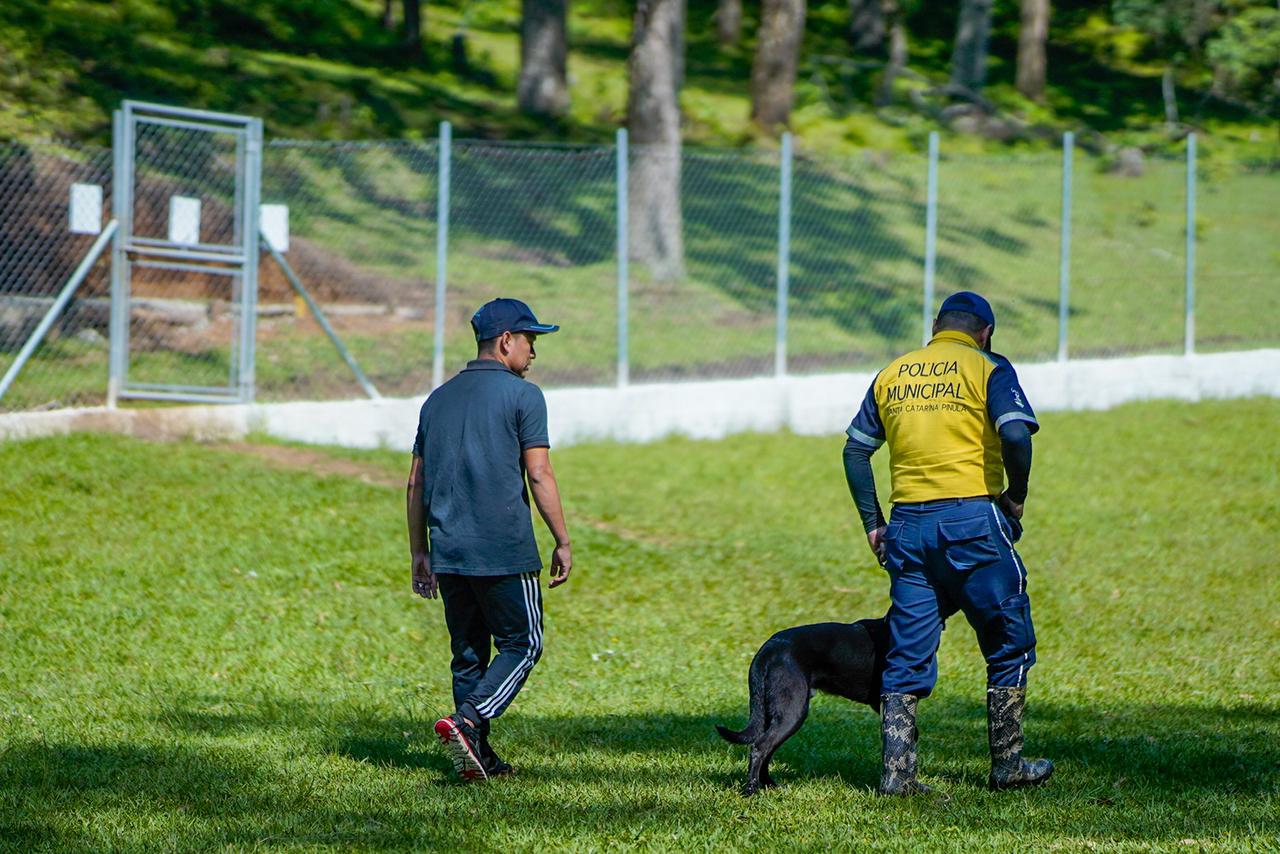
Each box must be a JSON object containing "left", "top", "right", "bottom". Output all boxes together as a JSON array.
[
  {"left": 843, "top": 437, "right": 885, "bottom": 533},
  {"left": 407, "top": 457, "right": 428, "bottom": 554},
  {"left": 528, "top": 469, "right": 570, "bottom": 546}
]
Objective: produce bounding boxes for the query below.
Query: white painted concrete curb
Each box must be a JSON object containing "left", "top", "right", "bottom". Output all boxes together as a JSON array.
[{"left": 3, "top": 349, "right": 1278, "bottom": 450}]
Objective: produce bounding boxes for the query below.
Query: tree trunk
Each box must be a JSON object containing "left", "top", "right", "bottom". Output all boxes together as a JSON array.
[
  {"left": 628, "top": 0, "right": 686, "bottom": 281},
  {"left": 750, "top": 0, "right": 807, "bottom": 132},
  {"left": 949, "top": 0, "right": 993, "bottom": 92},
  {"left": 402, "top": 0, "right": 422, "bottom": 57},
  {"left": 875, "top": 0, "right": 907, "bottom": 106},
  {"left": 849, "top": 0, "right": 885, "bottom": 55},
  {"left": 1162, "top": 64, "right": 1180, "bottom": 125},
  {"left": 715, "top": 0, "right": 742, "bottom": 47},
  {"left": 518, "top": 0, "right": 570, "bottom": 116},
  {"left": 1015, "top": 0, "right": 1049, "bottom": 100},
  {"left": 382, "top": 0, "right": 396, "bottom": 32}
]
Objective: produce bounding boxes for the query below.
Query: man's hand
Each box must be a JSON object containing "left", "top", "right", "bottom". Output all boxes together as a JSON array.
[
  {"left": 866, "top": 525, "right": 888, "bottom": 567},
  {"left": 548, "top": 543, "right": 572, "bottom": 588},
  {"left": 411, "top": 551, "right": 437, "bottom": 599},
  {"left": 998, "top": 491, "right": 1025, "bottom": 520}
]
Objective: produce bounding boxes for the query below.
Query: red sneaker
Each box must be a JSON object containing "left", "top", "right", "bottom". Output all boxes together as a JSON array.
[{"left": 434, "top": 716, "right": 488, "bottom": 782}]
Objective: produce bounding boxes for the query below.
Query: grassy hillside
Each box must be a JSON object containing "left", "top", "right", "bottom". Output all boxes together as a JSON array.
[
  {"left": 1, "top": 0, "right": 1276, "bottom": 159},
  {"left": 1, "top": 399, "right": 1278, "bottom": 849}
]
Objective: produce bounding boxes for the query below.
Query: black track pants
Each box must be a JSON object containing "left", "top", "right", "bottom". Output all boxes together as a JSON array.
[{"left": 437, "top": 571, "right": 544, "bottom": 722}]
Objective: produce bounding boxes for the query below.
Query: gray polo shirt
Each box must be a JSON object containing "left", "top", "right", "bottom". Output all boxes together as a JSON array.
[{"left": 411, "top": 359, "right": 550, "bottom": 575}]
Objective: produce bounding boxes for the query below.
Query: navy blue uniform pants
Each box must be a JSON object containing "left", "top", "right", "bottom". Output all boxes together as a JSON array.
[
  {"left": 437, "top": 571, "right": 544, "bottom": 723},
  {"left": 880, "top": 498, "right": 1036, "bottom": 698}
]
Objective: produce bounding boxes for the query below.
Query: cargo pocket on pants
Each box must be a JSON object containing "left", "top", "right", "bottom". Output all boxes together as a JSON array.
[
  {"left": 999, "top": 592, "right": 1037, "bottom": 656},
  {"left": 938, "top": 515, "right": 1001, "bottom": 572}
]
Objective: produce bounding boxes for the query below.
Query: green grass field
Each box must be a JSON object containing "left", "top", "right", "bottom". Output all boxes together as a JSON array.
[{"left": 2, "top": 398, "right": 1278, "bottom": 851}]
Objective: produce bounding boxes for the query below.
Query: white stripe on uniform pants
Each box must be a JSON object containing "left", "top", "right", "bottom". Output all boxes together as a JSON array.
[{"left": 474, "top": 572, "right": 543, "bottom": 718}]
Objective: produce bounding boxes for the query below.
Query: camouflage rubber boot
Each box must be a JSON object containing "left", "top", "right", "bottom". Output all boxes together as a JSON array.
[
  {"left": 878, "top": 693, "right": 931, "bottom": 796},
  {"left": 987, "top": 686, "right": 1054, "bottom": 791}
]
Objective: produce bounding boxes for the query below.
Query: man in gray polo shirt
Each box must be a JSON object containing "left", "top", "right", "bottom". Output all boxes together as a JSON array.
[{"left": 406, "top": 298, "right": 573, "bottom": 782}]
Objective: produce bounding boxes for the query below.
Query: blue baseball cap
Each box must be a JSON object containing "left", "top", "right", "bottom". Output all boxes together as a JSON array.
[
  {"left": 937, "top": 291, "right": 996, "bottom": 331},
  {"left": 470, "top": 298, "right": 560, "bottom": 342}
]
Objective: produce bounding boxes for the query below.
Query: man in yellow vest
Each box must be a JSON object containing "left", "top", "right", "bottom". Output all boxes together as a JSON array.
[{"left": 843, "top": 291, "right": 1053, "bottom": 795}]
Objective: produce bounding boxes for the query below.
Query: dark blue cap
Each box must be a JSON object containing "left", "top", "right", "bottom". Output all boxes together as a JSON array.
[
  {"left": 470, "top": 298, "right": 560, "bottom": 342},
  {"left": 937, "top": 291, "right": 995, "bottom": 331}
]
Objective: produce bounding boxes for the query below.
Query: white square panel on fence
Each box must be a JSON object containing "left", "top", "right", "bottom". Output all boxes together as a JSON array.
[
  {"left": 168, "top": 195, "right": 202, "bottom": 245},
  {"left": 69, "top": 183, "right": 103, "bottom": 234},
  {"left": 260, "top": 204, "right": 289, "bottom": 252}
]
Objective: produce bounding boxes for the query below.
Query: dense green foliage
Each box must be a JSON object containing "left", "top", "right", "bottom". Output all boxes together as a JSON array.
[
  {"left": 2, "top": 399, "right": 1277, "bottom": 850},
  {"left": 1, "top": 0, "right": 1276, "bottom": 156}
]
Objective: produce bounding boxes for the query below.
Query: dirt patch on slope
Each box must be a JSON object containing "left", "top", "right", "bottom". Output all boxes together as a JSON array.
[
  {"left": 220, "top": 442, "right": 669, "bottom": 546},
  {"left": 224, "top": 442, "right": 402, "bottom": 488}
]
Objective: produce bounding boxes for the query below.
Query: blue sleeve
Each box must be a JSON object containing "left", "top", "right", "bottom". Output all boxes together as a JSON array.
[
  {"left": 517, "top": 384, "right": 550, "bottom": 450},
  {"left": 411, "top": 399, "right": 427, "bottom": 456},
  {"left": 986, "top": 355, "right": 1039, "bottom": 434},
  {"left": 845, "top": 375, "right": 885, "bottom": 449}
]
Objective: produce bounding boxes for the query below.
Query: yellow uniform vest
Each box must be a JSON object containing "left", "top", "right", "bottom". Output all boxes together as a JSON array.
[{"left": 873, "top": 330, "right": 1005, "bottom": 504}]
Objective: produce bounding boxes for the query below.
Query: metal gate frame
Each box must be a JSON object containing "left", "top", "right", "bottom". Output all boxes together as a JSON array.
[{"left": 109, "top": 101, "right": 263, "bottom": 405}]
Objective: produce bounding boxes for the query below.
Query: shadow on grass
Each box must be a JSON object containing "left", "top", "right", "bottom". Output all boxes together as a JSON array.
[
  {"left": 147, "top": 693, "right": 1279, "bottom": 797},
  {"left": 3, "top": 696, "right": 1274, "bottom": 847}
]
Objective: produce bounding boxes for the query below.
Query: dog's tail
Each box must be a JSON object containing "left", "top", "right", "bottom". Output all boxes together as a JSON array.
[
  {"left": 715, "top": 663, "right": 767, "bottom": 744},
  {"left": 715, "top": 723, "right": 756, "bottom": 744}
]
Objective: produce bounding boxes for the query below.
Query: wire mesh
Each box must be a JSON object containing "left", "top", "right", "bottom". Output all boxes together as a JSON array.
[
  {"left": 1195, "top": 157, "right": 1280, "bottom": 353},
  {"left": 0, "top": 142, "right": 113, "bottom": 412},
  {"left": 0, "top": 134, "right": 1276, "bottom": 415},
  {"left": 789, "top": 150, "right": 927, "bottom": 373},
  {"left": 258, "top": 140, "right": 438, "bottom": 401},
  {"left": 625, "top": 144, "right": 780, "bottom": 381},
  {"left": 130, "top": 121, "right": 242, "bottom": 251},
  {"left": 448, "top": 141, "right": 616, "bottom": 387},
  {"left": 1070, "top": 153, "right": 1188, "bottom": 358},
  {"left": 119, "top": 261, "right": 242, "bottom": 393},
  {"left": 931, "top": 151, "right": 1065, "bottom": 363}
]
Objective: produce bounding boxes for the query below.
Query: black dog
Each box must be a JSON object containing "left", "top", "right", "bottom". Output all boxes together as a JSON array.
[{"left": 716, "top": 617, "right": 889, "bottom": 795}]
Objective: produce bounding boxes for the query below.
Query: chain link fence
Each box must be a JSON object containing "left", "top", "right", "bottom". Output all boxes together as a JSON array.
[
  {"left": 789, "top": 150, "right": 927, "bottom": 372},
  {"left": 449, "top": 141, "right": 616, "bottom": 387},
  {"left": 0, "top": 142, "right": 113, "bottom": 411},
  {"left": 1, "top": 132, "right": 1277, "bottom": 414},
  {"left": 125, "top": 119, "right": 250, "bottom": 397},
  {"left": 258, "top": 140, "right": 438, "bottom": 401}
]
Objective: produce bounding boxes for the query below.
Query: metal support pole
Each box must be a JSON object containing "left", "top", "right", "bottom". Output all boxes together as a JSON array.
[
  {"left": 1057, "top": 131, "right": 1074, "bottom": 362},
  {"left": 775, "top": 132, "right": 792, "bottom": 378},
  {"left": 239, "top": 117, "right": 263, "bottom": 403},
  {"left": 1184, "top": 132, "right": 1196, "bottom": 356},
  {"left": 616, "top": 128, "right": 629, "bottom": 388},
  {"left": 433, "top": 121, "right": 452, "bottom": 389},
  {"left": 0, "top": 222, "right": 119, "bottom": 404},
  {"left": 922, "top": 131, "right": 939, "bottom": 347},
  {"left": 108, "top": 108, "right": 130, "bottom": 408},
  {"left": 262, "top": 234, "right": 381, "bottom": 399}
]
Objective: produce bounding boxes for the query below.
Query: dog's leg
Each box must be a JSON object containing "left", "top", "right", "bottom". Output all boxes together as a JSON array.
[
  {"left": 745, "top": 664, "right": 810, "bottom": 795},
  {"left": 745, "top": 745, "right": 767, "bottom": 796}
]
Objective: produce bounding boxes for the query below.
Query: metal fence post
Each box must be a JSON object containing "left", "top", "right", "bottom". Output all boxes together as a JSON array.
[
  {"left": 1058, "top": 131, "right": 1074, "bottom": 362},
  {"left": 922, "top": 131, "right": 939, "bottom": 346},
  {"left": 1185, "top": 132, "right": 1196, "bottom": 356},
  {"left": 433, "top": 121, "right": 452, "bottom": 389},
  {"left": 616, "top": 128, "right": 629, "bottom": 388},
  {"left": 775, "top": 132, "right": 792, "bottom": 378},
  {"left": 107, "top": 108, "right": 130, "bottom": 409},
  {"left": 239, "top": 117, "right": 263, "bottom": 403}
]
